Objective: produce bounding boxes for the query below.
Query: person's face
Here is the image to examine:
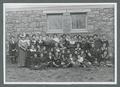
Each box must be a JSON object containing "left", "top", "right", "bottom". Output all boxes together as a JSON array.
[
  {"left": 40, "top": 54, "right": 43, "bottom": 57},
  {"left": 104, "top": 51, "right": 107, "bottom": 55},
  {"left": 77, "top": 44, "right": 80, "bottom": 47},
  {"left": 103, "top": 43, "right": 107, "bottom": 47},
  {"left": 62, "top": 55, "right": 64, "bottom": 58},
  {"left": 55, "top": 43, "right": 58, "bottom": 47},
  {"left": 11, "top": 37, "right": 15, "bottom": 41},
  {"left": 37, "top": 45, "right": 40, "bottom": 49},
  {"left": 69, "top": 54, "right": 72, "bottom": 57},
  {"left": 31, "top": 45, "right": 34, "bottom": 49},
  {"left": 26, "top": 36, "right": 29, "bottom": 40},
  {"left": 54, "top": 34, "right": 57, "bottom": 38},
  {"left": 32, "top": 36, "right": 36, "bottom": 39},
  {"left": 86, "top": 37, "right": 89, "bottom": 40},
  {"left": 34, "top": 54, "right": 37, "bottom": 57},
  {"left": 78, "top": 55, "right": 81, "bottom": 58},
  {"left": 60, "top": 43, "right": 63, "bottom": 47},
  {"left": 51, "top": 48, "right": 53, "bottom": 51},
  {"left": 81, "top": 51, "right": 84, "bottom": 54},
  {"left": 39, "top": 36, "right": 41, "bottom": 39},
  {"left": 67, "top": 50, "right": 70, "bottom": 53},
  {"left": 82, "top": 38, "right": 85, "bottom": 41},
  {"left": 94, "top": 35, "right": 98, "bottom": 39},
  {"left": 74, "top": 36, "right": 77, "bottom": 39},
  {"left": 62, "top": 50, "right": 65, "bottom": 53},
  {"left": 43, "top": 47, "right": 46, "bottom": 50},
  {"left": 89, "top": 37, "right": 93, "bottom": 41},
  {"left": 56, "top": 52, "right": 58, "bottom": 56},
  {"left": 75, "top": 51, "right": 77, "bottom": 54},
  {"left": 102, "top": 35, "right": 106, "bottom": 40},
  {"left": 22, "top": 37, "right": 25, "bottom": 40},
  {"left": 91, "top": 43, "right": 95, "bottom": 48},
  {"left": 49, "top": 52, "right": 52, "bottom": 56},
  {"left": 79, "top": 36, "right": 81, "bottom": 40},
  {"left": 36, "top": 36, "right": 39, "bottom": 40}
]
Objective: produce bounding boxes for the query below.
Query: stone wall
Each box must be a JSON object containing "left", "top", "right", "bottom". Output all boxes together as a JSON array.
[{"left": 5, "top": 7, "right": 114, "bottom": 55}]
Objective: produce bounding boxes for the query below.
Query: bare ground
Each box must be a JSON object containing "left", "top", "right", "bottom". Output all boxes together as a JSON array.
[{"left": 5, "top": 63, "right": 114, "bottom": 82}]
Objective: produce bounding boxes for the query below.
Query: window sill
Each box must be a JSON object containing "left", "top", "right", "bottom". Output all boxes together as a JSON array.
[
  {"left": 70, "top": 29, "right": 88, "bottom": 33},
  {"left": 47, "top": 29, "right": 63, "bottom": 33}
]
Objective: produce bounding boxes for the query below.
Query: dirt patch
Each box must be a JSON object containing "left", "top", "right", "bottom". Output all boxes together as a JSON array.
[{"left": 5, "top": 63, "right": 114, "bottom": 82}]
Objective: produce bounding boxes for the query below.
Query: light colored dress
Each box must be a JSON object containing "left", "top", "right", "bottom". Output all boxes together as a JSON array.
[{"left": 18, "top": 39, "right": 27, "bottom": 67}]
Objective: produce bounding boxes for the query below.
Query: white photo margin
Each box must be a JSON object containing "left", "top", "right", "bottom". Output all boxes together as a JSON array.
[{"left": 3, "top": 3, "right": 117, "bottom": 85}]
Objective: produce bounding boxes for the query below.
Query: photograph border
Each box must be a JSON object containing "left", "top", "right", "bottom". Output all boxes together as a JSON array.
[{"left": 3, "top": 3, "right": 117, "bottom": 85}]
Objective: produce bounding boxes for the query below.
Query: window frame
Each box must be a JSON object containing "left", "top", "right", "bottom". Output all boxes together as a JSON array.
[
  {"left": 70, "top": 12, "right": 87, "bottom": 31},
  {"left": 47, "top": 13, "right": 63, "bottom": 33}
]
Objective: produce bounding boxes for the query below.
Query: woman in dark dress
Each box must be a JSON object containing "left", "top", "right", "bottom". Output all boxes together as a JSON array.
[{"left": 9, "top": 36, "right": 17, "bottom": 64}]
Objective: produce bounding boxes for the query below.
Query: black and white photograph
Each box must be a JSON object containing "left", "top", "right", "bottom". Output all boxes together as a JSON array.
[{"left": 3, "top": 3, "right": 117, "bottom": 84}]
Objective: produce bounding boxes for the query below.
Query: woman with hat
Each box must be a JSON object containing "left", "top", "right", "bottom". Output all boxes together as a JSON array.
[{"left": 18, "top": 33, "right": 27, "bottom": 67}]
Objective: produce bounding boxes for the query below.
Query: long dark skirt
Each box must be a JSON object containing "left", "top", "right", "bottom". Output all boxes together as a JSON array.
[{"left": 18, "top": 47, "right": 26, "bottom": 67}]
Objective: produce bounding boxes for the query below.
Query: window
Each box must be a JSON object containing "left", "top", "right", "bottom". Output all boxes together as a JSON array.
[
  {"left": 71, "top": 12, "right": 87, "bottom": 29},
  {"left": 47, "top": 13, "right": 63, "bottom": 30}
]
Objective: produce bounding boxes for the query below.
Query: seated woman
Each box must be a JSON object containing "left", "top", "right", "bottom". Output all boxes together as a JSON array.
[
  {"left": 102, "top": 34, "right": 109, "bottom": 48},
  {"left": 30, "top": 53, "right": 40, "bottom": 70},
  {"left": 41, "top": 46, "right": 48, "bottom": 55},
  {"left": 36, "top": 35, "right": 44, "bottom": 48},
  {"left": 60, "top": 49, "right": 70, "bottom": 68},
  {"left": 37, "top": 52, "right": 49, "bottom": 69},
  {"left": 69, "top": 36, "right": 76, "bottom": 52},
  {"left": 76, "top": 50, "right": 86, "bottom": 67},
  {"left": 86, "top": 43, "right": 96, "bottom": 63},
  {"left": 59, "top": 43, "right": 66, "bottom": 51},
  {"left": 30, "top": 34, "right": 37, "bottom": 48},
  {"left": 69, "top": 54, "right": 76, "bottom": 66},
  {"left": 53, "top": 34, "right": 60, "bottom": 43},
  {"left": 100, "top": 42, "right": 109, "bottom": 66},
  {"left": 54, "top": 43, "right": 60, "bottom": 53},
  {"left": 47, "top": 52, "right": 55, "bottom": 67},
  {"left": 53, "top": 52, "right": 61, "bottom": 68},
  {"left": 75, "top": 43, "right": 82, "bottom": 55}
]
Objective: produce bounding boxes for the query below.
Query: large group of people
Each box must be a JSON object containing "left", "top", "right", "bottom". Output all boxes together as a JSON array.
[{"left": 9, "top": 33, "right": 110, "bottom": 70}]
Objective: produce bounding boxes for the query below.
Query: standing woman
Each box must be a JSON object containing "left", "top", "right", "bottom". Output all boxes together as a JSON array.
[
  {"left": 18, "top": 33, "right": 27, "bottom": 67},
  {"left": 9, "top": 36, "right": 17, "bottom": 64}
]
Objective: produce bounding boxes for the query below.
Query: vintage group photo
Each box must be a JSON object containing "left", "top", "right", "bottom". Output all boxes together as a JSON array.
[{"left": 4, "top": 3, "right": 117, "bottom": 84}]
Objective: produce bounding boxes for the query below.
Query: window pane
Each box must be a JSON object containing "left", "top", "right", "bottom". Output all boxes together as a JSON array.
[
  {"left": 47, "top": 14, "right": 62, "bottom": 29},
  {"left": 71, "top": 13, "right": 86, "bottom": 29}
]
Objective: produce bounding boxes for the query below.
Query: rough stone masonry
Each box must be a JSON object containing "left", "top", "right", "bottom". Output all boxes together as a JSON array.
[{"left": 5, "top": 7, "right": 114, "bottom": 57}]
